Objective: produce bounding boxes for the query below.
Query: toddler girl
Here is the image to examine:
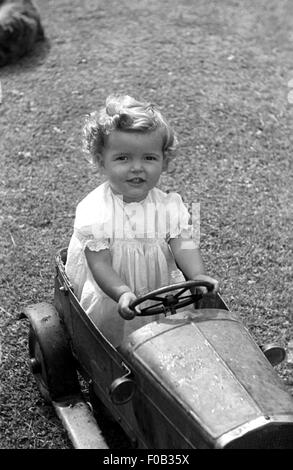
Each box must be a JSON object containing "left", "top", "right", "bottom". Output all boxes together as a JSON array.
[{"left": 65, "top": 95, "right": 218, "bottom": 347}]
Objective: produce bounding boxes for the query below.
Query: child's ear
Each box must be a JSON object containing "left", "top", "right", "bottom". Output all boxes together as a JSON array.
[
  {"left": 162, "top": 155, "right": 169, "bottom": 171},
  {"left": 96, "top": 154, "right": 104, "bottom": 169}
]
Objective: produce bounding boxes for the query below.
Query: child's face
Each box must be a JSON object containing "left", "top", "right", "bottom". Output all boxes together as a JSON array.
[{"left": 100, "top": 130, "right": 166, "bottom": 203}]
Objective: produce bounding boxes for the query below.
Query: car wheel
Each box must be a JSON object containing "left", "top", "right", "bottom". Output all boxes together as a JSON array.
[{"left": 28, "top": 326, "right": 51, "bottom": 402}]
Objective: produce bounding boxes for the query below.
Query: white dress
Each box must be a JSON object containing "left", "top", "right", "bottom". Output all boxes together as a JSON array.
[{"left": 65, "top": 181, "right": 196, "bottom": 347}]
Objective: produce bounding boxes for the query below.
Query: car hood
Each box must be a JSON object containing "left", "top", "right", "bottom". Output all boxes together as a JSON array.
[{"left": 120, "top": 309, "right": 293, "bottom": 446}]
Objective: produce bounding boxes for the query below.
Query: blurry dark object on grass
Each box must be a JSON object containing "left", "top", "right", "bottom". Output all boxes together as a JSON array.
[{"left": 0, "top": 0, "right": 44, "bottom": 66}]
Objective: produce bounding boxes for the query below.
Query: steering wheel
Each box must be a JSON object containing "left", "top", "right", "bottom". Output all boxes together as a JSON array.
[{"left": 130, "top": 280, "right": 214, "bottom": 316}]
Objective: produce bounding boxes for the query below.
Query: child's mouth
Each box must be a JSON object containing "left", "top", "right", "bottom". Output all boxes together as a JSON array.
[{"left": 127, "top": 178, "right": 145, "bottom": 185}]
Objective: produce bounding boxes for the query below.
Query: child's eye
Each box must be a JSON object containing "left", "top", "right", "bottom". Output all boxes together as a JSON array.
[
  {"left": 116, "top": 155, "right": 128, "bottom": 161},
  {"left": 145, "top": 155, "right": 157, "bottom": 161}
]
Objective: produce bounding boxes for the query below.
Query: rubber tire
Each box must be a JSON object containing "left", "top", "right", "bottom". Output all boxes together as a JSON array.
[
  {"left": 29, "top": 326, "right": 53, "bottom": 402},
  {"left": 26, "top": 302, "right": 80, "bottom": 402}
]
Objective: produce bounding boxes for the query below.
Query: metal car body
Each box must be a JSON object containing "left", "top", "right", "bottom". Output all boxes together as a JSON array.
[{"left": 25, "top": 249, "right": 293, "bottom": 449}]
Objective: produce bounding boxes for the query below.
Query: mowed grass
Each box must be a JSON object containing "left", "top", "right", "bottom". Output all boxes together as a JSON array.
[{"left": 0, "top": 0, "right": 292, "bottom": 448}]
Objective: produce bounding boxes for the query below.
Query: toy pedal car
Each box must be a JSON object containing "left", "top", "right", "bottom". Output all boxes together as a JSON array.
[{"left": 24, "top": 248, "right": 293, "bottom": 449}]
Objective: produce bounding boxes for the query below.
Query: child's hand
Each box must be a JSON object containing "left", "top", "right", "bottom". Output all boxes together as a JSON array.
[
  {"left": 118, "top": 292, "right": 141, "bottom": 320},
  {"left": 191, "top": 274, "right": 219, "bottom": 295}
]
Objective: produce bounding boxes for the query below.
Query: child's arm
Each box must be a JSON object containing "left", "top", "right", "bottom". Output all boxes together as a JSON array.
[
  {"left": 85, "top": 247, "right": 138, "bottom": 319},
  {"left": 169, "top": 238, "right": 219, "bottom": 292}
]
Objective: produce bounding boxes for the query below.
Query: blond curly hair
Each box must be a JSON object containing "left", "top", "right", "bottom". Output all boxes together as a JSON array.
[{"left": 82, "top": 95, "right": 178, "bottom": 166}]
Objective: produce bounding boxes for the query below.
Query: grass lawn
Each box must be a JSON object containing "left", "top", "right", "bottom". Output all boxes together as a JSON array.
[{"left": 0, "top": 0, "right": 292, "bottom": 449}]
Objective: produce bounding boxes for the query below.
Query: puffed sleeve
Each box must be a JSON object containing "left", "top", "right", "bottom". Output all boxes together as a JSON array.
[
  {"left": 73, "top": 187, "right": 111, "bottom": 252},
  {"left": 166, "top": 193, "right": 200, "bottom": 248}
]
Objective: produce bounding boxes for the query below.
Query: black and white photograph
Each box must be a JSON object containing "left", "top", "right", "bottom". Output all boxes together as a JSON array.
[{"left": 1, "top": 0, "right": 293, "bottom": 453}]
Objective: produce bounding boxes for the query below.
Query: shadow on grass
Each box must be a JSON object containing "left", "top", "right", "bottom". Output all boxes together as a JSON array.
[{"left": 0, "top": 37, "right": 51, "bottom": 74}]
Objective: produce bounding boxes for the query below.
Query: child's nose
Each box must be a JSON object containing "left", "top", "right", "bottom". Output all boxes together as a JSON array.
[{"left": 131, "top": 159, "right": 143, "bottom": 172}]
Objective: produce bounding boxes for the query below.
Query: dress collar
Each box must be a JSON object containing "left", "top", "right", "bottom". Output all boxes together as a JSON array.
[{"left": 107, "top": 182, "right": 150, "bottom": 207}]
